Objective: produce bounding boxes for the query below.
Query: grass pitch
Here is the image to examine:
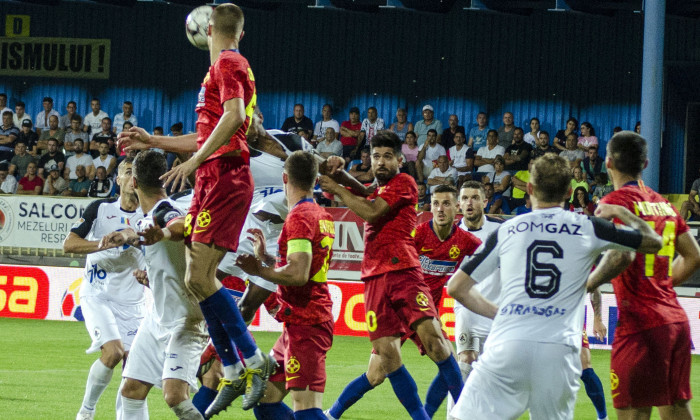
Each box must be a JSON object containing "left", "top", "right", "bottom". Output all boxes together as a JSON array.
[{"left": 0, "top": 318, "right": 698, "bottom": 419}]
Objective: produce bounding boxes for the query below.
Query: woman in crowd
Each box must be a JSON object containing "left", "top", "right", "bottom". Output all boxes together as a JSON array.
[
  {"left": 524, "top": 117, "right": 540, "bottom": 146},
  {"left": 569, "top": 186, "right": 595, "bottom": 215},
  {"left": 488, "top": 155, "right": 511, "bottom": 214},
  {"left": 570, "top": 166, "right": 590, "bottom": 201},
  {"left": 554, "top": 117, "right": 578, "bottom": 151},
  {"left": 577, "top": 122, "right": 598, "bottom": 150},
  {"left": 401, "top": 130, "right": 420, "bottom": 179}
]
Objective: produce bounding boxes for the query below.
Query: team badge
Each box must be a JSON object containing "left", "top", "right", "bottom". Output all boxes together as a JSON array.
[
  {"left": 93, "top": 327, "right": 101, "bottom": 340},
  {"left": 196, "top": 210, "right": 211, "bottom": 229},
  {"left": 416, "top": 292, "right": 429, "bottom": 307},
  {"left": 458, "top": 333, "right": 467, "bottom": 344},
  {"left": 286, "top": 356, "right": 300, "bottom": 374},
  {"left": 449, "top": 245, "right": 461, "bottom": 259},
  {"left": 610, "top": 370, "right": 620, "bottom": 398}
]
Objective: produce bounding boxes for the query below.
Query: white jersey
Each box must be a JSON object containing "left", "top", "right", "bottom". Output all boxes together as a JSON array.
[
  {"left": 460, "top": 207, "right": 640, "bottom": 350},
  {"left": 72, "top": 199, "right": 146, "bottom": 305},
  {"left": 458, "top": 216, "right": 503, "bottom": 335},
  {"left": 136, "top": 198, "right": 203, "bottom": 328}
]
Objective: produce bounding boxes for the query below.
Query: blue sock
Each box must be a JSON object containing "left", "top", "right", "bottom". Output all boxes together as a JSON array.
[
  {"left": 294, "top": 408, "right": 326, "bottom": 419},
  {"left": 329, "top": 373, "right": 375, "bottom": 419},
  {"left": 581, "top": 368, "right": 607, "bottom": 419},
  {"left": 387, "top": 365, "right": 430, "bottom": 420},
  {"left": 191, "top": 386, "right": 217, "bottom": 416},
  {"left": 424, "top": 373, "right": 448, "bottom": 418},
  {"left": 200, "top": 299, "right": 240, "bottom": 366},
  {"left": 201, "top": 288, "right": 258, "bottom": 358},
  {"left": 436, "top": 355, "right": 463, "bottom": 403},
  {"left": 253, "top": 402, "right": 294, "bottom": 419}
]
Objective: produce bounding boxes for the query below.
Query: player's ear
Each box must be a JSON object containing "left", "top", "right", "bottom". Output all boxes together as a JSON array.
[
  {"left": 605, "top": 156, "right": 613, "bottom": 170},
  {"left": 282, "top": 172, "right": 289, "bottom": 185},
  {"left": 527, "top": 182, "right": 534, "bottom": 196},
  {"left": 643, "top": 159, "right": 649, "bottom": 169},
  {"left": 239, "top": 30, "right": 245, "bottom": 42}
]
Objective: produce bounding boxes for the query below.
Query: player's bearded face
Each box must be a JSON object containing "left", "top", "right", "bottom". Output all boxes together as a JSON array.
[
  {"left": 371, "top": 147, "right": 399, "bottom": 184},
  {"left": 460, "top": 188, "right": 485, "bottom": 223}
]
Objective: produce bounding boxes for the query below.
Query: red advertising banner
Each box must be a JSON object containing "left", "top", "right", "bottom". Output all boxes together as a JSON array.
[{"left": 0, "top": 265, "right": 50, "bottom": 319}]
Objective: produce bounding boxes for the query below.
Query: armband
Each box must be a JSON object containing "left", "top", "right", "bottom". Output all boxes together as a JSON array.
[{"left": 287, "top": 239, "right": 312, "bottom": 256}]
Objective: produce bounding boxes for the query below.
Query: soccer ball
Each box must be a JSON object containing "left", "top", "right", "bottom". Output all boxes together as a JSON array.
[
  {"left": 61, "top": 278, "right": 84, "bottom": 321},
  {"left": 185, "top": 5, "right": 214, "bottom": 51}
]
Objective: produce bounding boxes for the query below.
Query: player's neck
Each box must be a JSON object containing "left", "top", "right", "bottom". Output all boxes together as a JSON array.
[
  {"left": 119, "top": 192, "right": 139, "bottom": 212},
  {"left": 287, "top": 189, "right": 314, "bottom": 208},
  {"left": 433, "top": 221, "right": 453, "bottom": 241},
  {"left": 610, "top": 172, "right": 638, "bottom": 190},
  {"left": 137, "top": 190, "right": 167, "bottom": 214},
  {"left": 210, "top": 39, "right": 239, "bottom": 64},
  {"left": 463, "top": 216, "right": 484, "bottom": 231}
]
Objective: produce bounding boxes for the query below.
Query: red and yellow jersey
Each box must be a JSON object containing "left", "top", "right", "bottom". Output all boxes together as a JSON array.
[
  {"left": 275, "top": 199, "right": 334, "bottom": 325},
  {"left": 601, "top": 181, "right": 690, "bottom": 336},
  {"left": 415, "top": 221, "right": 482, "bottom": 291},
  {"left": 362, "top": 173, "right": 420, "bottom": 279},
  {"left": 196, "top": 50, "right": 256, "bottom": 162}
]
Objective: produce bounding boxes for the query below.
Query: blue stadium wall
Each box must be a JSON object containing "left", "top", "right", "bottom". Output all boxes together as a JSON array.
[{"left": 1, "top": 2, "right": 699, "bottom": 192}]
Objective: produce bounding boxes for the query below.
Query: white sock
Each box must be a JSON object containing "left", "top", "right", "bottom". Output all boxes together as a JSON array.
[
  {"left": 172, "top": 400, "right": 204, "bottom": 420},
  {"left": 243, "top": 348, "right": 264, "bottom": 368},
  {"left": 121, "top": 396, "right": 148, "bottom": 420},
  {"left": 115, "top": 378, "right": 125, "bottom": 420},
  {"left": 223, "top": 361, "right": 245, "bottom": 380},
  {"left": 81, "top": 359, "right": 113, "bottom": 411},
  {"left": 458, "top": 361, "right": 472, "bottom": 382}
]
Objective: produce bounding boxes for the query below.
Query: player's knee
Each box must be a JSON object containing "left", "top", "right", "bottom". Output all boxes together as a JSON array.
[
  {"left": 121, "top": 379, "right": 146, "bottom": 400},
  {"left": 366, "top": 369, "right": 386, "bottom": 387},
  {"left": 163, "top": 389, "right": 187, "bottom": 408},
  {"left": 101, "top": 342, "right": 124, "bottom": 368}
]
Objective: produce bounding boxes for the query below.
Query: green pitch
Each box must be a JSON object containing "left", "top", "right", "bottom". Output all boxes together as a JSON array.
[{"left": 0, "top": 318, "right": 698, "bottom": 419}]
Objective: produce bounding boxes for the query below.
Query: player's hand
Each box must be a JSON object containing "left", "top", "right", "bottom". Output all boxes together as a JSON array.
[
  {"left": 235, "top": 253, "right": 263, "bottom": 276},
  {"left": 98, "top": 230, "right": 133, "bottom": 250},
  {"left": 138, "top": 224, "right": 164, "bottom": 246},
  {"left": 318, "top": 175, "right": 343, "bottom": 195},
  {"left": 246, "top": 228, "right": 267, "bottom": 259},
  {"left": 321, "top": 155, "right": 345, "bottom": 175},
  {"left": 118, "top": 126, "right": 152, "bottom": 152},
  {"left": 133, "top": 269, "right": 149, "bottom": 288},
  {"left": 593, "top": 316, "right": 607, "bottom": 341},
  {"left": 593, "top": 203, "right": 623, "bottom": 220},
  {"left": 161, "top": 158, "right": 197, "bottom": 192}
]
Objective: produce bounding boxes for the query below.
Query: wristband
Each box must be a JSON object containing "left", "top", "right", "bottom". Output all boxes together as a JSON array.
[{"left": 162, "top": 227, "right": 172, "bottom": 240}]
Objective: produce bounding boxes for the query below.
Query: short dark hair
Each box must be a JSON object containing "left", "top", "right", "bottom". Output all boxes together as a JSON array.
[
  {"left": 514, "top": 126, "right": 524, "bottom": 134},
  {"left": 607, "top": 131, "right": 647, "bottom": 177},
  {"left": 0, "top": 93, "right": 6, "bottom": 99},
  {"left": 123, "top": 101, "right": 133, "bottom": 106},
  {"left": 91, "top": 97, "right": 99, "bottom": 103},
  {"left": 43, "top": 96, "right": 53, "bottom": 103},
  {"left": 134, "top": 150, "right": 167, "bottom": 190},
  {"left": 405, "top": 130, "right": 416, "bottom": 138},
  {"left": 530, "top": 117, "right": 540, "bottom": 124},
  {"left": 15, "top": 101, "right": 25, "bottom": 108},
  {"left": 171, "top": 122, "right": 183, "bottom": 132},
  {"left": 370, "top": 130, "right": 401, "bottom": 155},
  {"left": 14, "top": 140, "right": 26, "bottom": 147},
  {"left": 566, "top": 117, "right": 578, "bottom": 128},
  {"left": 488, "top": 129, "right": 498, "bottom": 136},
  {"left": 530, "top": 153, "right": 571, "bottom": 203},
  {"left": 433, "top": 184, "right": 458, "bottom": 197},
  {"left": 294, "top": 103, "right": 304, "bottom": 110},
  {"left": 284, "top": 151, "right": 318, "bottom": 191},
  {"left": 73, "top": 138, "right": 84, "bottom": 146},
  {"left": 154, "top": 126, "right": 164, "bottom": 133},
  {"left": 67, "top": 100, "right": 77, "bottom": 107},
  {"left": 211, "top": 3, "right": 245, "bottom": 38},
  {"left": 460, "top": 180, "right": 485, "bottom": 197},
  {"left": 71, "top": 115, "right": 82, "bottom": 123},
  {"left": 2, "top": 111, "right": 11, "bottom": 118},
  {"left": 360, "top": 147, "right": 370, "bottom": 156},
  {"left": 539, "top": 130, "right": 550, "bottom": 139},
  {"left": 368, "top": 106, "right": 377, "bottom": 113},
  {"left": 47, "top": 138, "right": 59, "bottom": 145},
  {"left": 102, "top": 117, "right": 111, "bottom": 123},
  {"left": 427, "top": 129, "right": 438, "bottom": 136}
]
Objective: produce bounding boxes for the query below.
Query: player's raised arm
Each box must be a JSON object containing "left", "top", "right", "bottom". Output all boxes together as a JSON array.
[
  {"left": 594, "top": 203, "right": 663, "bottom": 254},
  {"left": 447, "top": 270, "right": 498, "bottom": 319},
  {"left": 63, "top": 199, "right": 109, "bottom": 254},
  {"left": 319, "top": 175, "right": 388, "bottom": 223},
  {"left": 119, "top": 126, "right": 198, "bottom": 154}
]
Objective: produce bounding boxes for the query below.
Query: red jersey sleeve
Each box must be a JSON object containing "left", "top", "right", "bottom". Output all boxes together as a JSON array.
[
  {"left": 283, "top": 210, "right": 316, "bottom": 243},
  {"left": 213, "top": 55, "right": 246, "bottom": 105},
  {"left": 375, "top": 173, "right": 417, "bottom": 209}
]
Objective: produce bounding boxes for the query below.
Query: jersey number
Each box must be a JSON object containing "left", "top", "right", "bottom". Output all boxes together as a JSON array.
[
  {"left": 525, "top": 241, "right": 563, "bottom": 299},
  {"left": 645, "top": 221, "right": 676, "bottom": 276},
  {"left": 311, "top": 235, "right": 334, "bottom": 283},
  {"left": 88, "top": 264, "right": 106, "bottom": 284}
]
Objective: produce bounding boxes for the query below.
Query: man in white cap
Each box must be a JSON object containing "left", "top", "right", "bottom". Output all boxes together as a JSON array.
[{"left": 414, "top": 104, "right": 443, "bottom": 146}]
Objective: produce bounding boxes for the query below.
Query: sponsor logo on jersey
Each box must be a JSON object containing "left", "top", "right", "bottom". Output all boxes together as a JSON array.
[
  {"left": 420, "top": 247, "right": 434, "bottom": 252},
  {"left": 418, "top": 255, "right": 458, "bottom": 276},
  {"left": 286, "top": 356, "right": 300, "bottom": 374}
]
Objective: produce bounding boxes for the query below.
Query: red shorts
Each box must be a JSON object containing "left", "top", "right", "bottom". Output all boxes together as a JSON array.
[
  {"left": 610, "top": 322, "right": 692, "bottom": 409},
  {"left": 268, "top": 320, "right": 334, "bottom": 392},
  {"left": 363, "top": 267, "right": 438, "bottom": 341},
  {"left": 401, "top": 286, "right": 447, "bottom": 355},
  {"left": 184, "top": 156, "right": 253, "bottom": 251}
]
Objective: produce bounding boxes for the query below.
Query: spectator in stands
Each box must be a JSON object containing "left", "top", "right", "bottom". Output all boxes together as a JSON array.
[
  {"left": 38, "top": 115, "right": 65, "bottom": 153},
  {"left": 468, "top": 111, "right": 490, "bottom": 150},
  {"left": 581, "top": 146, "right": 605, "bottom": 186},
  {"left": 613, "top": 126, "right": 623, "bottom": 135},
  {"left": 570, "top": 166, "right": 590, "bottom": 202},
  {"left": 65, "top": 165, "right": 90, "bottom": 196},
  {"left": 63, "top": 115, "right": 88, "bottom": 158},
  {"left": 417, "top": 129, "right": 447, "bottom": 183},
  {"left": 389, "top": 108, "right": 413, "bottom": 142},
  {"left": 401, "top": 131, "right": 420, "bottom": 180},
  {"left": 577, "top": 122, "right": 598, "bottom": 150},
  {"left": 43, "top": 164, "right": 69, "bottom": 196},
  {"left": 17, "top": 161, "right": 42, "bottom": 195},
  {"left": 88, "top": 166, "right": 114, "bottom": 198},
  {"left": 12, "top": 101, "right": 30, "bottom": 128},
  {"left": 116, "top": 121, "right": 134, "bottom": 162},
  {"left": 531, "top": 130, "right": 558, "bottom": 160},
  {"left": 35, "top": 97, "right": 60, "bottom": 135},
  {"left": 448, "top": 131, "right": 474, "bottom": 188},
  {"left": 417, "top": 182, "right": 430, "bottom": 211},
  {"left": 591, "top": 172, "right": 613, "bottom": 204},
  {"left": 359, "top": 106, "right": 385, "bottom": 147},
  {"left": 483, "top": 182, "right": 504, "bottom": 215},
  {"left": 93, "top": 142, "right": 117, "bottom": 177},
  {"left": 281, "top": 103, "right": 313, "bottom": 135},
  {"left": 497, "top": 112, "right": 516, "bottom": 149},
  {"left": 65, "top": 139, "right": 95, "bottom": 180},
  {"left": 569, "top": 186, "right": 595, "bottom": 215},
  {"left": 0, "top": 161, "right": 17, "bottom": 194},
  {"left": 554, "top": 117, "right": 578, "bottom": 152},
  {"left": 112, "top": 101, "right": 138, "bottom": 135},
  {"left": 316, "top": 127, "right": 343, "bottom": 158},
  {"left": 427, "top": 155, "right": 458, "bottom": 193},
  {"left": 441, "top": 114, "right": 465, "bottom": 150},
  {"left": 680, "top": 169, "right": 700, "bottom": 221},
  {"left": 59, "top": 101, "right": 80, "bottom": 129},
  {"left": 488, "top": 155, "right": 511, "bottom": 202},
  {"left": 504, "top": 127, "right": 531, "bottom": 172},
  {"left": 510, "top": 159, "right": 532, "bottom": 210},
  {"left": 514, "top": 194, "right": 532, "bottom": 215},
  {"left": 312, "top": 104, "right": 340, "bottom": 144},
  {"left": 82, "top": 98, "right": 109, "bottom": 136},
  {"left": 9, "top": 141, "right": 34, "bottom": 180},
  {"left": 559, "top": 133, "right": 585, "bottom": 169},
  {"left": 414, "top": 104, "right": 442, "bottom": 146},
  {"left": 339, "top": 107, "right": 362, "bottom": 160},
  {"left": 38, "top": 138, "right": 66, "bottom": 179},
  {"left": 17, "top": 120, "right": 38, "bottom": 156},
  {"left": 89, "top": 117, "right": 116, "bottom": 158},
  {"left": 524, "top": 117, "right": 540, "bottom": 146},
  {"left": 474, "top": 129, "right": 505, "bottom": 179},
  {"left": 0, "top": 110, "right": 19, "bottom": 162},
  {"left": 635, "top": 121, "right": 641, "bottom": 134},
  {"left": 149, "top": 126, "right": 165, "bottom": 155},
  {"left": 165, "top": 122, "right": 184, "bottom": 170},
  {"left": 0, "top": 93, "right": 11, "bottom": 116},
  {"left": 348, "top": 147, "right": 374, "bottom": 184}
]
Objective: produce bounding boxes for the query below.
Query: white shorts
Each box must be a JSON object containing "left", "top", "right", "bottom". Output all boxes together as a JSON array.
[
  {"left": 123, "top": 314, "right": 208, "bottom": 392},
  {"left": 451, "top": 340, "right": 580, "bottom": 420},
  {"left": 218, "top": 215, "right": 283, "bottom": 293},
  {"left": 454, "top": 302, "right": 492, "bottom": 354},
  {"left": 81, "top": 295, "right": 146, "bottom": 354}
]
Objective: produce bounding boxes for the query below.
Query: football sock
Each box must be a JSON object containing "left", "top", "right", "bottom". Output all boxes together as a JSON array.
[
  {"left": 202, "top": 288, "right": 258, "bottom": 359},
  {"left": 243, "top": 348, "right": 265, "bottom": 369},
  {"left": 294, "top": 408, "right": 326, "bottom": 419},
  {"left": 329, "top": 373, "right": 375, "bottom": 419},
  {"left": 253, "top": 402, "right": 295, "bottom": 419},
  {"left": 436, "top": 355, "right": 464, "bottom": 402},
  {"left": 81, "top": 359, "right": 113, "bottom": 411},
  {"left": 200, "top": 295, "right": 241, "bottom": 369},
  {"left": 424, "top": 373, "right": 448, "bottom": 418},
  {"left": 121, "top": 397, "right": 148, "bottom": 420},
  {"left": 223, "top": 362, "right": 245, "bottom": 379},
  {"left": 115, "top": 378, "right": 125, "bottom": 420},
  {"left": 457, "top": 361, "right": 472, "bottom": 381},
  {"left": 581, "top": 368, "right": 607, "bottom": 420},
  {"left": 387, "top": 365, "right": 430, "bottom": 420},
  {"left": 172, "top": 399, "right": 204, "bottom": 420},
  {"left": 191, "top": 386, "right": 217, "bottom": 416}
]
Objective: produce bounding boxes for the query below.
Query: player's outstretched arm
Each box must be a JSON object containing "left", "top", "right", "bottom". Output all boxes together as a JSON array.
[
  {"left": 118, "top": 126, "right": 198, "bottom": 154},
  {"left": 586, "top": 250, "right": 634, "bottom": 292},
  {"left": 594, "top": 203, "right": 663, "bottom": 254},
  {"left": 447, "top": 270, "right": 498, "bottom": 319},
  {"left": 671, "top": 231, "right": 700, "bottom": 286},
  {"left": 97, "top": 228, "right": 140, "bottom": 250},
  {"left": 236, "top": 249, "right": 312, "bottom": 287},
  {"left": 63, "top": 232, "right": 105, "bottom": 255},
  {"left": 319, "top": 175, "right": 389, "bottom": 223}
]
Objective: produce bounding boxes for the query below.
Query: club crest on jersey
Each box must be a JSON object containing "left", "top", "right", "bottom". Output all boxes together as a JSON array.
[
  {"left": 196, "top": 210, "right": 211, "bottom": 230},
  {"left": 93, "top": 327, "right": 101, "bottom": 340},
  {"left": 610, "top": 371, "right": 620, "bottom": 398},
  {"left": 286, "top": 356, "right": 300, "bottom": 374},
  {"left": 416, "top": 292, "right": 429, "bottom": 307},
  {"left": 449, "top": 245, "right": 460, "bottom": 259},
  {"left": 72, "top": 218, "right": 85, "bottom": 229},
  {"left": 458, "top": 333, "right": 467, "bottom": 344}
]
